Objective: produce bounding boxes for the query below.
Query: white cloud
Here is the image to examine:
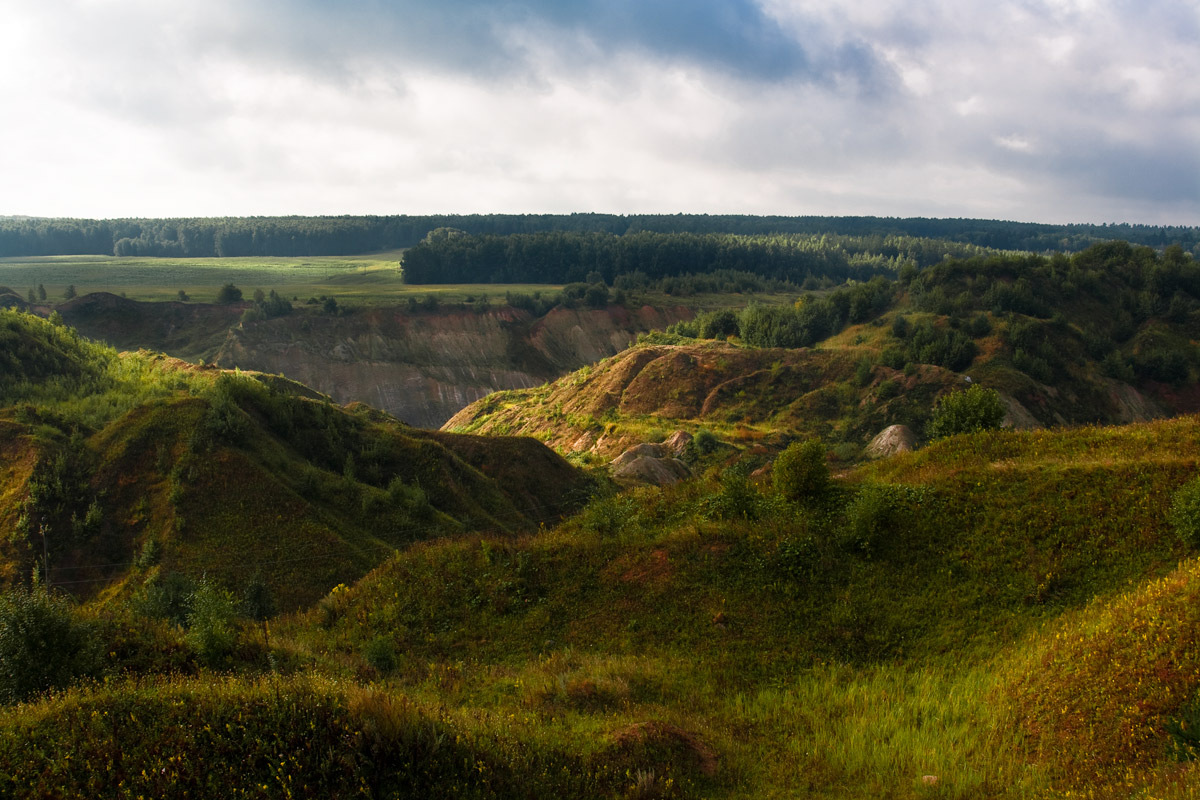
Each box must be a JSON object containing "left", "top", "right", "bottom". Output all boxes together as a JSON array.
[{"left": 0, "top": 0, "right": 1196, "bottom": 224}]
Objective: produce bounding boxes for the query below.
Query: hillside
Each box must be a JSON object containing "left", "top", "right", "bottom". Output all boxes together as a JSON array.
[
  {"left": 6, "top": 241, "right": 1200, "bottom": 798},
  {"left": 5, "top": 410, "right": 1200, "bottom": 797},
  {"left": 447, "top": 242, "right": 1200, "bottom": 461},
  {"left": 52, "top": 293, "right": 690, "bottom": 428},
  {"left": 0, "top": 309, "right": 594, "bottom": 609}
]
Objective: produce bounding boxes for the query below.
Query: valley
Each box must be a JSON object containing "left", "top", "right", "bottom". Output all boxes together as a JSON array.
[{"left": 2, "top": 220, "right": 1200, "bottom": 798}]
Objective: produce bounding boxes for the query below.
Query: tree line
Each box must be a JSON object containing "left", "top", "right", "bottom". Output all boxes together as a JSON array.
[
  {"left": 400, "top": 229, "right": 995, "bottom": 285},
  {"left": 0, "top": 214, "right": 1196, "bottom": 259}
]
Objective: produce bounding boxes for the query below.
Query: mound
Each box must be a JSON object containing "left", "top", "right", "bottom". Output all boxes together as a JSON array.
[
  {"left": 0, "top": 311, "right": 593, "bottom": 608},
  {"left": 445, "top": 342, "right": 963, "bottom": 458}
]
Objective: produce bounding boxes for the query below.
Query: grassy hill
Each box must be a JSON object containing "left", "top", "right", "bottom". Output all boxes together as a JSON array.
[
  {"left": 4, "top": 411, "right": 1200, "bottom": 797},
  {"left": 7, "top": 271, "right": 1200, "bottom": 797},
  {"left": 0, "top": 309, "right": 594, "bottom": 610},
  {"left": 447, "top": 242, "right": 1200, "bottom": 463}
]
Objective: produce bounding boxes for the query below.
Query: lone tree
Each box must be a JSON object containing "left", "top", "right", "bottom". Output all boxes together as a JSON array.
[
  {"left": 216, "top": 283, "right": 243, "bottom": 304},
  {"left": 927, "top": 385, "right": 1005, "bottom": 440}
]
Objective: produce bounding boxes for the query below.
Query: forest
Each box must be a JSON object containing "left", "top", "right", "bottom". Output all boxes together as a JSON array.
[{"left": 1, "top": 213, "right": 1197, "bottom": 259}]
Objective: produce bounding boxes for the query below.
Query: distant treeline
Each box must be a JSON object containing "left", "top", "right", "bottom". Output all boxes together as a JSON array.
[
  {"left": 401, "top": 230, "right": 994, "bottom": 285},
  {"left": 1, "top": 214, "right": 1196, "bottom": 259}
]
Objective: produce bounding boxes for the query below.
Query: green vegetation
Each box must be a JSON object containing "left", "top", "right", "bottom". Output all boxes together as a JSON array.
[
  {"left": 4, "top": 213, "right": 1195, "bottom": 259},
  {"left": 926, "top": 385, "right": 1006, "bottom": 439},
  {"left": 0, "top": 415, "right": 1185, "bottom": 797},
  {"left": 772, "top": 439, "right": 830, "bottom": 503},
  {"left": 0, "top": 586, "right": 99, "bottom": 704},
  {"left": 6, "top": 231, "right": 1200, "bottom": 798}
]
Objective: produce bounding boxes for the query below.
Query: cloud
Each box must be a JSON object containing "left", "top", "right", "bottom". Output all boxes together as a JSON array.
[{"left": 0, "top": 0, "right": 1196, "bottom": 224}]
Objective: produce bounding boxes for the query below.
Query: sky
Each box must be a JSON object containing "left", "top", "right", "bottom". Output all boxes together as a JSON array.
[{"left": 1, "top": 0, "right": 1197, "bottom": 224}]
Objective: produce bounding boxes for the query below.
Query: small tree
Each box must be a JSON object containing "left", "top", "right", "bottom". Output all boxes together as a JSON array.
[
  {"left": 927, "top": 385, "right": 1005, "bottom": 440},
  {"left": 186, "top": 579, "right": 238, "bottom": 667},
  {"left": 63, "top": 284, "right": 76, "bottom": 300},
  {"left": 36, "top": 284, "right": 46, "bottom": 301},
  {"left": 216, "top": 283, "right": 243, "bottom": 304},
  {"left": 773, "top": 440, "right": 829, "bottom": 503}
]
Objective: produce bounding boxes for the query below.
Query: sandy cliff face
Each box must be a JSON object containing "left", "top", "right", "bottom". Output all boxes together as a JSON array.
[{"left": 214, "top": 304, "right": 689, "bottom": 427}]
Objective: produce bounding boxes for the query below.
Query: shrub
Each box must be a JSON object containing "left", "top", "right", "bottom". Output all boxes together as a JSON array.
[
  {"left": 216, "top": 283, "right": 243, "bottom": 304},
  {"left": 135, "top": 571, "right": 194, "bottom": 627},
  {"left": 773, "top": 440, "right": 829, "bottom": 503},
  {"left": 926, "top": 385, "right": 1005, "bottom": 440},
  {"left": 691, "top": 429, "right": 719, "bottom": 457},
  {"left": 186, "top": 579, "right": 239, "bottom": 667},
  {"left": 1170, "top": 477, "right": 1200, "bottom": 548},
  {"left": 0, "top": 587, "right": 100, "bottom": 704},
  {"left": 363, "top": 636, "right": 398, "bottom": 675},
  {"left": 841, "top": 485, "right": 900, "bottom": 555},
  {"left": 707, "top": 465, "right": 763, "bottom": 521},
  {"left": 697, "top": 309, "right": 740, "bottom": 340}
]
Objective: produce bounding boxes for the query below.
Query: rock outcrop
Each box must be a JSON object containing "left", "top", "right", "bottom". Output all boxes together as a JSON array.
[
  {"left": 610, "top": 437, "right": 693, "bottom": 486},
  {"left": 865, "top": 425, "right": 918, "bottom": 459}
]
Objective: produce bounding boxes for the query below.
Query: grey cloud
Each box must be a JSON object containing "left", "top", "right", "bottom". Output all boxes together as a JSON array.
[{"left": 238, "top": 0, "right": 888, "bottom": 88}]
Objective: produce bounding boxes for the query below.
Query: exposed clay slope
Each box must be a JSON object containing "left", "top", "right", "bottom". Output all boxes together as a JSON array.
[
  {"left": 58, "top": 298, "right": 687, "bottom": 429},
  {"left": 445, "top": 343, "right": 967, "bottom": 458},
  {"left": 445, "top": 334, "right": 1175, "bottom": 460},
  {"left": 217, "top": 304, "right": 689, "bottom": 428}
]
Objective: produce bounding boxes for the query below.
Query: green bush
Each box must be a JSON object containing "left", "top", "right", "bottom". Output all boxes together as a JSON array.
[
  {"left": 773, "top": 440, "right": 829, "bottom": 503},
  {"left": 707, "top": 465, "right": 763, "bottom": 521},
  {"left": 841, "top": 485, "right": 900, "bottom": 555},
  {"left": 691, "top": 429, "right": 719, "bottom": 456},
  {"left": 0, "top": 587, "right": 100, "bottom": 704},
  {"left": 926, "top": 385, "right": 1005, "bottom": 440},
  {"left": 1170, "top": 477, "right": 1200, "bottom": 548},
  {"left": 216, "top": 283, "right": 242, "bottom": 304},
  {"left": 135, "top": 571, "right": 194, "bottom": 627},
  {"left": 363, "top": 636, "right": 398, "bottom": 675},
  {"left": 186, "top": 579, "right": 239, "bottom": 667}
]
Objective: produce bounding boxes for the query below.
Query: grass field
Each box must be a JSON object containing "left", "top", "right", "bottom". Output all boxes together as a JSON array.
[
  {"left": 0, "top": 252, "right": 804, "bottom": 311},
  {"left": 0, "top": 251, "right": 570, "bottom": 307}
]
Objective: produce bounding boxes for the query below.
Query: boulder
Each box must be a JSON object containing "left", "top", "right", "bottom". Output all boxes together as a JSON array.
[
  {"left": 610, "top": 442, "right": 669, "bottom": 469},
  {"left": 865, "top": 425, "right": 917, "bottom": 459},
  {"left": 661, "top": 430, "right": 694, "bottom": 458},
  {"left": 611, "top": 456, "right": 691, "bottom": 486}
]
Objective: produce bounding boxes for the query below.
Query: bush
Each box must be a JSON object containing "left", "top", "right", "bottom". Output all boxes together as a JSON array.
[
  {"left": 841, "top": 485, "right": 900, "bottom": 555},
  {"left": 216, "top": 283, "right": 243, "bottom": 304},
  {"left": 926, "top": 385, "right": 1005, "bottom": 440},
  {"left": 363, "top": 636, "right": 398, "bottom": 675},
  {"left": 697, "top": 309, "right": 740, "bottom": 340},
  {"left": 691, "top": 429, "right": 719, "bottom": 456},
  {"left": 773, "top": 440, "right": 829, "bottom": 503},
  {"left": 186, "top": 579, "right": 239, "bottom": 667},
  {"left": 135, "top": 571, "right": 194, "bottom": 627},
  {"left": 0, "top": 587, "right": 100, "bottom": 704},
  {"left": 1170, "top": 477, "right": 1200, "bottom": 548},
  {"left": 707, "top": 465, "right": 763, "bottom": 521}
]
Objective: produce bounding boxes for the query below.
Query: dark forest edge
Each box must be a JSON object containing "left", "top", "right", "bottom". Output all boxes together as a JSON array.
[{"left": 1, "top": 213, "right": 1198, "bottom": 259}]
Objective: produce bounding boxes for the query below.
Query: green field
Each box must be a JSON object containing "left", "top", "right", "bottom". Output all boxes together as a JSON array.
[
  {"left": 0, "top": 251, "right": 573, "bottom": 307},
  {"left": 0, "top": 251, "right": 805, "bottom": 312}
]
